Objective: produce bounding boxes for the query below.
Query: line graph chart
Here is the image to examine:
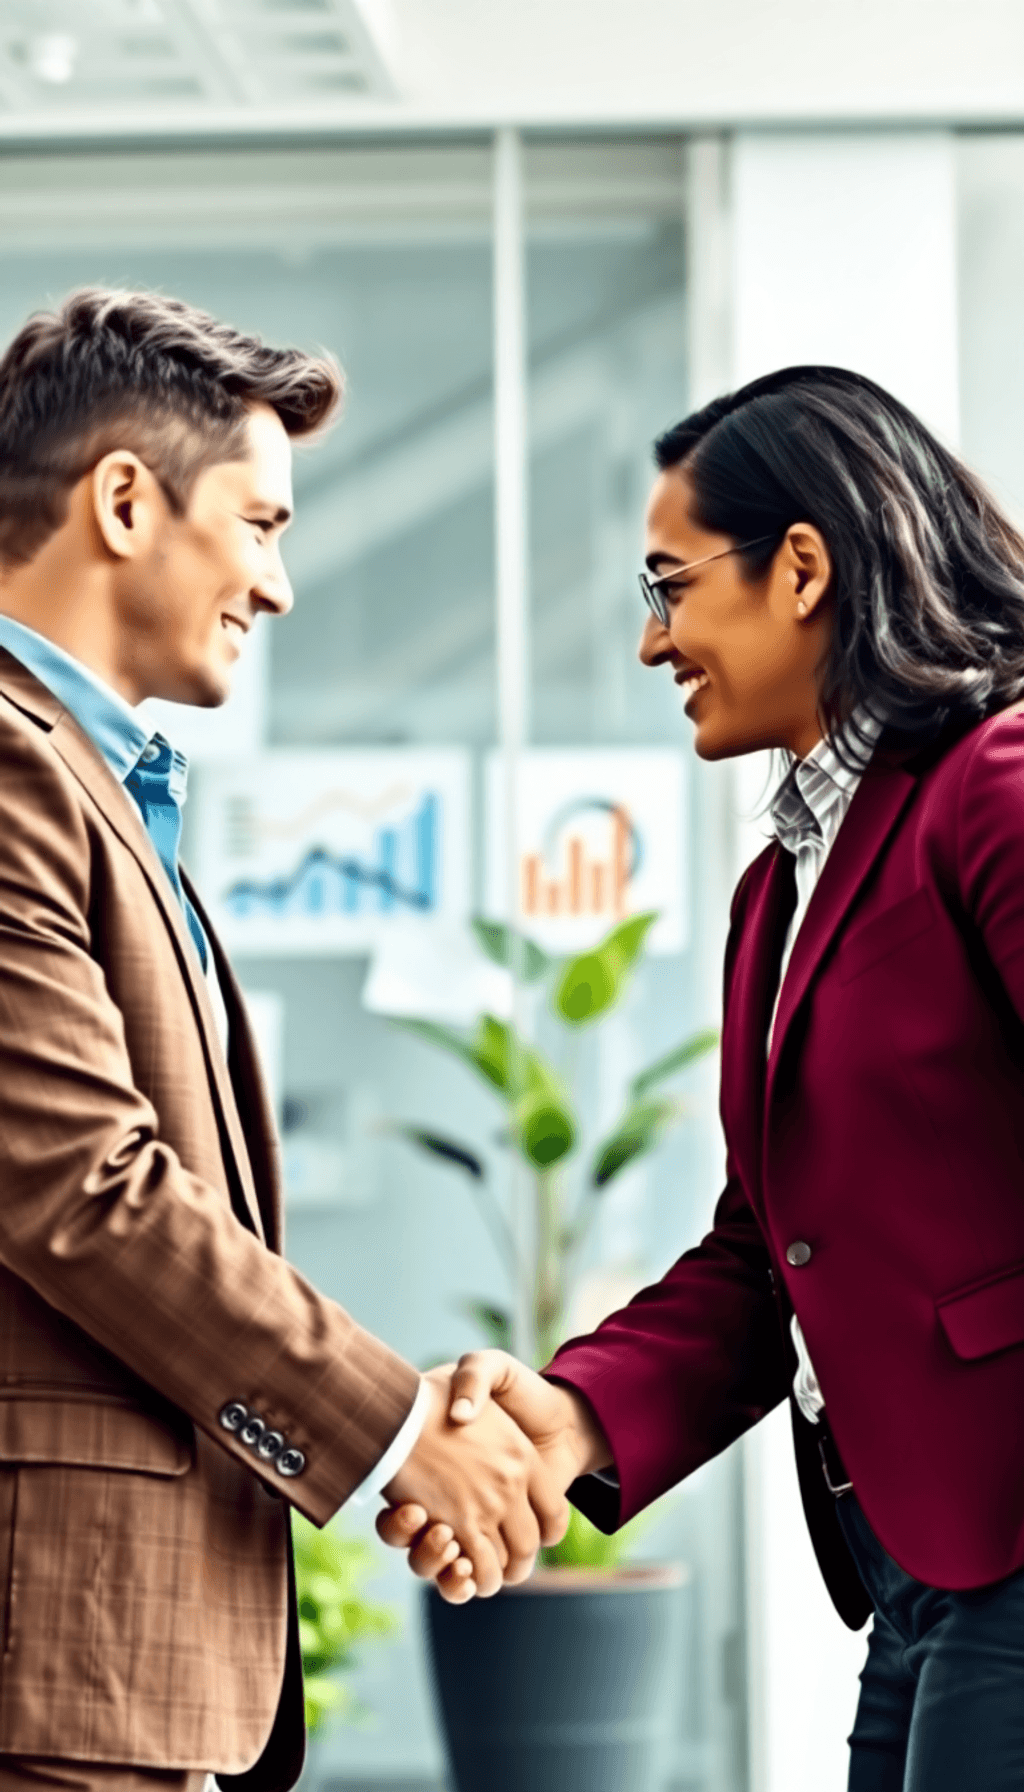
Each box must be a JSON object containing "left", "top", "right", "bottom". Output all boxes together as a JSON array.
[
  {"left": 195, "top": 752, "right": 470, "bottom": 954},
  {"left": 224, "top": 794, "right": 438, "bottom": 919}
]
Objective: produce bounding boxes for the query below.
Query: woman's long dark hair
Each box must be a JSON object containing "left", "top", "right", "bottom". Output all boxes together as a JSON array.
[{"left": 656, "top": 366, "right": 1024, "bottom": 757}]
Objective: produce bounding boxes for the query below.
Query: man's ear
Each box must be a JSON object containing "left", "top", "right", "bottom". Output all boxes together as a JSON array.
[
  {"left": 782, "top": 521, "right": 832, "bottom": 620},
  {"left": 90, "top": 451, "right": 165, "bottom": 561}
]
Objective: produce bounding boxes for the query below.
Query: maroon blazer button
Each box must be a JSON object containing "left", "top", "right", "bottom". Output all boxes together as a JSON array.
[{"left": 786, "top": 1241, "right": 812, "bottom": 1267}]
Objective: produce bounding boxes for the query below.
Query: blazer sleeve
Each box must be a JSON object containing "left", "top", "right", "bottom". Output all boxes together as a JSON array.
[
  {"left": 546, "top": 1162, "right": 790, "bottom": 1530},
  {"left": 544, "top": 847, "right": 789, "bottom": 1530},
  {"left": 0, "top": 717, "right": 419, "bottom": 1526}
]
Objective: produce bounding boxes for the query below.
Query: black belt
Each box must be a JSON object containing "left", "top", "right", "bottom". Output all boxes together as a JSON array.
[{"left": 817, "top": 1419, "right": 853, "bottom": 1497}]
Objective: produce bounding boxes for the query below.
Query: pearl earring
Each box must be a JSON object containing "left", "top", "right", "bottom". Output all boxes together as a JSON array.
[{"left": 797, "top": 600, "right": 808, "bottom": 616}]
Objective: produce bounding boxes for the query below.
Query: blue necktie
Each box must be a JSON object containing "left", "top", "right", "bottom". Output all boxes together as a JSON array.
[{"left": 126, "top": 737, "right": 208, "bottom": 970}]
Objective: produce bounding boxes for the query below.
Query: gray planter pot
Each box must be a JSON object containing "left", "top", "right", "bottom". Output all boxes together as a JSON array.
[{"left": 424, "top": 1564, "right": 686, "bottom": 1792}]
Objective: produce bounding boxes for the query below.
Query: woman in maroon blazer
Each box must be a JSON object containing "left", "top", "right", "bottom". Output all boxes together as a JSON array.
[{"left": 385, "top": 366, "right": 1024, "bottom": 1789}]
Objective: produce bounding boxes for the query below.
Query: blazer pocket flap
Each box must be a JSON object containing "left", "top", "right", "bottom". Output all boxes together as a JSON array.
[
  {"left": 839, "top": 886, "right": 936, "bottom": 985},
  {"left": 0, "top": 1397, "right": 192, "bottom": 1476},
  {"left": 937, "top": 1264, "right": 1024, "bottom": 1361}
]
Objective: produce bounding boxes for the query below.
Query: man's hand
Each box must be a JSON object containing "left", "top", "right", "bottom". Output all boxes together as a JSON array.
[
  {"left": 378, "top": 1352, "right": 612, "bottom": 1599},
  {"left": 381, "top": 1363, "right": 570, "bottom": 1600}
]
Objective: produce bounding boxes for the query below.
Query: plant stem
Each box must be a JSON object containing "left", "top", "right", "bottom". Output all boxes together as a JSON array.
[
  {"left": 465, "top": 1178, "right": 523, "bottom": 1288},
  {"left": 532, "top": 1167, "right": 565, "bottom": 1368}
]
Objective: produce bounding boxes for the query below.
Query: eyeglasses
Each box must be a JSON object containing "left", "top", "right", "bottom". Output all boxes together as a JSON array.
[{"left": 638, "top": 536, "right": 775, "bottom": 627}]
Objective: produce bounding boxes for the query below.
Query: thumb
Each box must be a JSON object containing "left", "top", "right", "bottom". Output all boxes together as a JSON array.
[{"left": 447, "top": 1349, "right": 517, "bottom": 1424}]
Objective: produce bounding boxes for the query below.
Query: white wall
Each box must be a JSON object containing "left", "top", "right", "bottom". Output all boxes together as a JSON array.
[
  {"left": 728, "top": 130, "right": 961, "bottom": 1792},
  {"left": 732, "top": 131, "right": 959, "bottom": 441}
]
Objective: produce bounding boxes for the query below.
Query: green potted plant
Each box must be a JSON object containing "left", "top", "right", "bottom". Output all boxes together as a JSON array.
[
  {"left": 293, "top": 1510, "right": 397, "bottom": 1754},
  {"left": 390, "top": 911, "right": 716, "bottom": 1792}
]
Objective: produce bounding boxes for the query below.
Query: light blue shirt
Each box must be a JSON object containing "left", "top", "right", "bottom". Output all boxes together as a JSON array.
[
  {"left": 0, "top": 614, "right": 208, "bottom": 965},
  {"left": 0, "top": 612, "right": 158, "bottom": 781}
]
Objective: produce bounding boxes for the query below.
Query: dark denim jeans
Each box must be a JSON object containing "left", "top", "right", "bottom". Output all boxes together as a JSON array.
[{"left": 836, "top": 1496, "right": 1024, "bottom": 1791}]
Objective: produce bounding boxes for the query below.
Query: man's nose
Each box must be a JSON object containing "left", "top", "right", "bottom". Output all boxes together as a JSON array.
[
  {"left": 254, "top": 545, "right": 294, "bottom": 617},
  {"left": 638, "top": 612, "right": 672, "bottom": 666}
]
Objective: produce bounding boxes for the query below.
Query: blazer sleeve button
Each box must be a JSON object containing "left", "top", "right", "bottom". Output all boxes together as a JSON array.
[
  {"left": 240, "top": 1415, "right": 267, "bottom": 1448},
  {"left": 219, "top": 1401, "right": 249, "bottom": 1433},
  {"left": 786, "top": 1241, "right": 813, "bottom": 1267},
  {"left": 257, "top": 1430, "right": 286, "bottom": 1462},
  {"left": 276, "top": 1447, "right": 306, "bottom": 1478}
]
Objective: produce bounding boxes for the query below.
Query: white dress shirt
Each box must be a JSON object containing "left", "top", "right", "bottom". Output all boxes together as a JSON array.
[{"left": 768, "top": 711, "right": 883, "bottom": 1423}]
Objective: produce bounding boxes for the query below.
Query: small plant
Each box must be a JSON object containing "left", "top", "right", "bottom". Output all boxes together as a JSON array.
[
  {"left": 389, "top": 911, "right": 715, "bottom": 1568},
  {"left": 293, "top": 1510, "right": 398, "bottom": 1736},
  {"left": 389, "top": 911, "right": 717, "bottom": 1571},
  {"left": 541, "top": 1502, "right": 650, "bottom": 1570}
]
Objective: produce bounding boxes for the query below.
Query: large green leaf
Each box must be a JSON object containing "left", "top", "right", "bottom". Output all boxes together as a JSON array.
[
  {"left": 630, "top": 1027, "right": 720, "bottom": 1100},
  {"left": 471, "top": 917, "right": 551, "bottom": 983},
  {"left": 603, "top": 910, "right": 660, "bottom": 973},
  {"left": 590, "top": 1095, "right": 678, "bottom": 1187},
  {"left": 553, "top": 910, "right": 658, "bottom": 1027},
  {"left": 455, "top": 1298, "right": 514, "bottom": 1351},
  {"left": 393, "top": 1012, "right": 569, "bottom": 1163},
  {"left": 471, "top": 1013, "right": 525, "bottom": 1093},
  {"left": 394, "top": 1012, "right": 541, "bottom": 1106},
  {"left": 391, "top": 1016, "right": 477, "bottom": 1073},
  {"left": 553, "top": 950, "right": 616, "bottom": 1025},
  {"left": 389, "top": 1125, "right": 485, "bottom": 1180},
  {"left": 514, "top": 1086, "right": 577, "bottom": 1169},
  {"left": 470, "top": 1014, "right": 567, "bottom": 1110}
]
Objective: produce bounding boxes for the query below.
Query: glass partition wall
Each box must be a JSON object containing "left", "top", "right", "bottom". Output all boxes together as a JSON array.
[{"left": 0, "top": 137, "right": 745, "bottom": 1792}]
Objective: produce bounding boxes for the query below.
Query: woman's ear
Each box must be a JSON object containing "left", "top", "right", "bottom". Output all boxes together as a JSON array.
[
  {"left": 784, "top": 521, "right": 832, "bottom": 620},
  {"left": 90, "top": 451, "right": 162, "bottom": 560}
]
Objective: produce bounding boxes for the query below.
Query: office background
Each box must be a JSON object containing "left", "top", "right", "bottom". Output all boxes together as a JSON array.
[{"left": 1, "top": 5, "right": 1023, "bottom": 1791}]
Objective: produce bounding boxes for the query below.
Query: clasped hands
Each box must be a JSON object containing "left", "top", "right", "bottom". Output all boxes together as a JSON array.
[{"left": 379, "top": 1350, "right": 612, "bottom": 1602}]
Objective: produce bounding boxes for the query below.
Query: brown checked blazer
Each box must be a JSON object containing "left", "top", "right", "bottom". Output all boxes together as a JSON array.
[{"left": 0, "top": 649, "right": 420, "bottom": 1786}]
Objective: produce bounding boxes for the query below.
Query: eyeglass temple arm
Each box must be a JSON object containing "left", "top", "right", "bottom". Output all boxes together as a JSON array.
[{"left": 646, "top": 533, "right": 775, "bottom": 591}]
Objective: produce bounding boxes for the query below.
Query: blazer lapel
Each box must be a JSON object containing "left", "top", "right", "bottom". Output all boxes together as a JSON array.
[
  {"left": 766, "top": 757, "right": 919, "bottom": 1107},
  {"left": 721, "top": 844, "right": 797, "bottom": 1212},
  {"left": 182, "top": 871, "right": 284, "bottom": 1253},
  {"left": 6, "top": 673, "right": 268, "bottom": 1244}
]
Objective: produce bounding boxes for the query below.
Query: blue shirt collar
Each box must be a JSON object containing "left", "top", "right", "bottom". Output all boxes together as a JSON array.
[{"left": 0, "top": 614, "right": 187, "bottom": 797}]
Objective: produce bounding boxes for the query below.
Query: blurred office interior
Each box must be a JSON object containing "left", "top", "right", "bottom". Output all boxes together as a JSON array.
[{"left": 1, "top": 4, "right": 1023, "bottom": 1791}]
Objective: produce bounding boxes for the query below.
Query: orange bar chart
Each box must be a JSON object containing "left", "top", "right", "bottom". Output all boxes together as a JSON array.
[{"left": 520, "top": 805, "right": 632, "bottom": 920}]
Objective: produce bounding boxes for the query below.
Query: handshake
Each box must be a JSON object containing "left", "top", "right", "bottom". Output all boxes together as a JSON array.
[{"left": 378, "top": 1349, "right": 613, "bottom": 1601}]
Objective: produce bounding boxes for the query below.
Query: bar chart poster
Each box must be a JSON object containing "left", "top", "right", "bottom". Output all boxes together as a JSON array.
[
  {"left": 193, "top": 750, "right": 471, "bottom": 954},
  {"left": 484, "top": 750, "right": 688, "bottom": 956}
]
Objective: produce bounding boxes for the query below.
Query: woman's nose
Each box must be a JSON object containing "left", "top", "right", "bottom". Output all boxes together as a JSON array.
[{"left": 638, "top": 612, "right": 672, "bottom": 666}]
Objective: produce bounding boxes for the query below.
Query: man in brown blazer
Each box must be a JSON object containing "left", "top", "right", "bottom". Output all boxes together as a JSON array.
[{"left": 0, "top": 289, "right": 566, "bottom": 1792}]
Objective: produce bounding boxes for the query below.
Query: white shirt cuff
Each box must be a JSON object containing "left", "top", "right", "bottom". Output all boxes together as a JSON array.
[{"left": 346, "top": 1376, "right": 431, "bottom": 1507}]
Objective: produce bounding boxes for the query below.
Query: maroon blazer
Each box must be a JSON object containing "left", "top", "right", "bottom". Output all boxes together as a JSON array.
[{"left": 551, "top": 704, "right": 1024, "bottom": 1622}]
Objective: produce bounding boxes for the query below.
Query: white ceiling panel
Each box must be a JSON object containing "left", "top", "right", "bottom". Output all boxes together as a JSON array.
[
  {"left": 0, "top": 0, "right": 395, "bottom": 116},
  {"left": 0, "top": 0, "right": 1020, "bottom": 136}
]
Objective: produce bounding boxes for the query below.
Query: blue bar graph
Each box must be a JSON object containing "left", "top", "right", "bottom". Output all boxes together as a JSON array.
[{"left": 225, "top": 793, "right": 439, "bottom": 920}]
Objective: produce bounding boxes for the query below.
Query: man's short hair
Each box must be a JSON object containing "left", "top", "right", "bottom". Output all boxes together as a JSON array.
[{"left": 0, "top": 287, "right": 343, "bottom": 565}]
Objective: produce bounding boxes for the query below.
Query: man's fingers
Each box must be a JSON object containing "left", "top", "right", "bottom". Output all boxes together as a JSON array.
[
  {"left": 457, "top": 1531, "right": 506, "bottom": 1598},
  {"left": 447, "top": 1349, "right": 515, "bottom": 1424},
  {"left": 435, "top": 1557, "right": 477, "bottom": 1603},
  {"left": 376, "top": 1503, "right": 428, "bottom": 1549},
  {"left": 406, "top": 1523, "right": 460, "bottom": 1579}
]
